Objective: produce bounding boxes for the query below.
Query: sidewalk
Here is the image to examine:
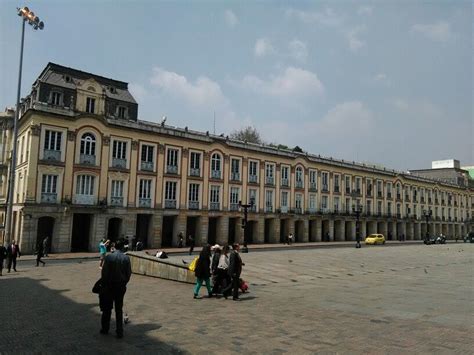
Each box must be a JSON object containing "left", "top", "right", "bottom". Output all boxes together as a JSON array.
[{"left": 20, "top": 240, "right": 424, "bottom": 261}]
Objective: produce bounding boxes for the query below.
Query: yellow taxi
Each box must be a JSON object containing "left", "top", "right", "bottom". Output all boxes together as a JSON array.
[{"left": 365, "top": 234, "right": 386, "bottom": 245}]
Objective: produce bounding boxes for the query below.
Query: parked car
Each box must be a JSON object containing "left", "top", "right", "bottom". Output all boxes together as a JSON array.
[
  {"left": 365, "top": 234, "right": 385, "bottom": 245},
  {"left": 424, "top": 234, "right": 447, "bottom": 245},
  {"left": 463, "top": 232, "right": 474, "bottom": 243}
]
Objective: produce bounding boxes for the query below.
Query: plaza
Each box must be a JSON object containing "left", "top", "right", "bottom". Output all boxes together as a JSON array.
[{"left": 1, "top": 243, "right": 472, "bottom": 353}]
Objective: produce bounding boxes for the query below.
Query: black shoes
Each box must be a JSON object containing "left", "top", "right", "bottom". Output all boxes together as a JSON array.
[{"left": 100, "top": 329, "right": 108, "bottom": 335}]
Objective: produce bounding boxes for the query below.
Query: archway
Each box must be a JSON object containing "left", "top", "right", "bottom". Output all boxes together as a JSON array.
[
  {"left": 37, "top": 217, "right": 55, "bottom": 253},
  {"left": 107, "top": 217, "right": 122, "bottom": 242}
]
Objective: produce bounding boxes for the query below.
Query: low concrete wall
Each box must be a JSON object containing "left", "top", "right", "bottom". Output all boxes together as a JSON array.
[{"left": 128, "top": 252, "right": 195, "bottom": 284}]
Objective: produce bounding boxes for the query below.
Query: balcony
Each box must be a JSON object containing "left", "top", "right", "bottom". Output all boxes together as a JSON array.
[
  {"left": 309, "top": 182, "right": 317, "bottom": 191},
  {"left": 265, "top": 177, "right": 274, "bottom": 185},
  {"left": 387, "top": 193, "right": 392, "bottom": 199},
  {"left": 140, "top": 161, "right": 154, "bottom": 172},
  {"left": 165, "top": 199, "right": 177, "bottom": 209},
  {"left": 166, "top": 165, "right": 178, "bottom": 174},
  {"left": 295, "top": 180, "right": 303, "bottom": 189},
  {"left": 307, "top": 207, "right": 317, "bottom": 214},
  {"left": 110, "top": 196, "right": 123, "bottom": 207},
  {"left": 367, "top": 191, "right": 372, "bottom": 197},
  {"left": 80, "top": 154, "right": 96, "bottom": 165},
  {"left": 249, "top": 175, "right": 258, "bottom": 183},
  {"left": 211, "top": 170, "right": 221, "bottom": 179},
  {"left": 43, "top": 149, "right": 61, "bottom": 162},
  {"left": 280, "top": 206, "right": 288, "bottom": 213},
  {"left": 396, "top": 194, "right": 401, "bottom": 200},
  {"left": 281, "top": 178, "right": 289, "bottom": 187},
  {"left": 210, "top": 202, "right": 220, "bottom": 211},
  {"left": 249, "top": 205, "right": 257, "bottom": 212},
  {"left": 230, "top": 172, "right": 240, "bottom": 181},
  {"left": 112, "top": 158, "right": 127, "bottom": 169},
  {"left": 41, "top": 192, "right": 57, "bottom": 203},
  {"left": 334, "top": 186, "right": 340, "bottom": 193},
  {"left": 322, "top": 185, "right": 329, "bottom": 193},
  {"left": 73, "top": 194, "right": 95, "bottom": 205},
  {"left": 230, "top": 203, "right": 239, "bottom": 211},
  {"left": 345, "top": 188, "right": 351, "bottom": 194},
  {"left": 295, "top": 207, "right": 302, "bottom": 214},
  {"left": 189, "top": 168, "right": 200, "bottom": 177},
  {"left": 377, "top": 192, "right": 382, "bottom": 198},
  {"left": 265, "top": 205, "right": 273, "bottom": 213},
  {"left": 188, "top": 201, "right": 199, "bottom": 210},
  {"left": 139, "top": 198, "right": 151, "bottom": 208}
]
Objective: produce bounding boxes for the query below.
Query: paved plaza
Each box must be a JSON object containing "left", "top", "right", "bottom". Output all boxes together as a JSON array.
[{"left": 1, "top": 243, "right": 473, "bottom": 354}]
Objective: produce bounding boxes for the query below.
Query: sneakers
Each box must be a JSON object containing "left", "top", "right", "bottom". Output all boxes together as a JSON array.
[{"left": 193, "top": 294, "right": 202, "bottom": 299}]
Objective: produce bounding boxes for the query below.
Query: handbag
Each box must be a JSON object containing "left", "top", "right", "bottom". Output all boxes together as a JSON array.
[
  {"left": 188, "top": 257, "right": 198, "bottom": 272},
  {"left": 92, "top": 278, "right": 103, "bottom": 294}
]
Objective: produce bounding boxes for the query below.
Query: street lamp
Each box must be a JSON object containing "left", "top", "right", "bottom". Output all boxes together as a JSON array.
[
  {"left": 4, "top": 7, "right": 44, "bottom": 243},
  {"left": 239, "top": 197, "right": 255, "bottom": 245},
  {"left": 422, "top": 209, "right": 432, "bottom": 243},
  {"left": 352, "top": 203, "right": 363, "bottom": 248}
]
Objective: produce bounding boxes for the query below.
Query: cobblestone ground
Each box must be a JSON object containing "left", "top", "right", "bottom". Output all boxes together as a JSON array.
[{"left": 1, "top": 244, "right": 472, "bottom": 354}]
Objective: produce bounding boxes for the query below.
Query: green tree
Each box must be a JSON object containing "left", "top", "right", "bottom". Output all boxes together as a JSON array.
[{"left": 230, "top": 126, "right": 262, "bottom": 144}]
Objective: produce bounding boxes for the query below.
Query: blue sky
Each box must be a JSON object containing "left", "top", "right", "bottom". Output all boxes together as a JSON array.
[{"left": 1, "top": 0, "right": 472, "bottom": 170}]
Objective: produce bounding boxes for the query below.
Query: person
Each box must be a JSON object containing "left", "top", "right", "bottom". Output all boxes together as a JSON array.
[
  {"left": 155, "top": 250, "right": 168, "bottom": 259},
  {"left": 99, "top": 239, "right": 110, "bottom": 268},
  {"left": 355, "top": 233, "right": 361, "bottom": 248},
  {"left": 193, "top": 244, "right": 212, "bottom": 299},
  {"left": 210, "top": 245, "right": 222, "bottom": 293},
  {"left": 6, "top": 240, "right": 21, "bottom": 273},
  {"left": 42, "top": 236, "right": 50, "bottom": 257},
  {"left": 288, "top": 233, "right": 294, "bottom": 245},
  {"left": 225, "top": 243, "right": 243, "bottom": 301},
  {"left": 0, "top": 243, "right": 6, "bottom": 276},
  {"left": 178, "top": 233, "right": 184, "bottom": 248},
  {"left": 325, "top": 232, "right": 330, "bottom": 242},
  {"left": 36, "top": 242, "right": 45, "bottom": 267},
  {"left": 188, "top": 235, "right": 195, "bottom": 255},
  {"left": 131, "top": 235, "right": 137, "bottom": 251},
  {"left": 212, "top": 245, "right": 230, "bottom": 296},
  {"left": 100, "top": 239, "right": 132, "bottom": 339},
  {"left": 124, "top": 237, "right": 130, "bottom": 251},
  {"left": 135, "top": 239, "right": 143, "bottom": 251},
  {"left": 241, "top": 242, "right": 249, "bottom": 253}
]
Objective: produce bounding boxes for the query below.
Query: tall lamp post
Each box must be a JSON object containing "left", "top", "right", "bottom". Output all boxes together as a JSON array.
[
  {"left": 352, "top": 203, "right": 363, "bottom": 248},
  {"left": 239, "top": 197, "right": 255, "bottom": 245},
  {"left": 422, "top": 209, "right": 432, "bottom": 243},
  {"left": 4, "top": 7, "right": 44, "bottom": 243}
]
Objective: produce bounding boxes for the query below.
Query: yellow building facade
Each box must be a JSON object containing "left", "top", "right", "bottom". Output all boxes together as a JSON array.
[{"left": 1, "top": 63, "right": 473, "bottom": 253}]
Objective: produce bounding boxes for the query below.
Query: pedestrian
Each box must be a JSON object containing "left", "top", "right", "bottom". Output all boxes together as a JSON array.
[
  {"left": 36, "top": 242, "right": 45, "bottom": 267},
  {"left": 42, "top": 236, "right": 50, "bottom": 257},
  {"left": 131, "top": 235, "right": 137, "bottom": 251},
  {"left": 0, "top": 243, "right": 6, "bottom": 276},
  {"left": 193, "top": 244, "right": 213, "bottom": 299},
  {"left": 224, "top": 243, "right": 243, "bottom": 301},
  {"left": 325, "top": 232, "right": 330, "bottom": 242},
  {"left": 135, "top": 239, "right": 143, "bottom": 251},
  {"left": 6, "top": 240, "right": 21, "bottom": 273},
  {"left": 288, "top": 233, "right": 294, "bottom": 245},
  {"left": 211, "top": 244, "right": 222, "bottom": 293},
  {"left": 212, "top": 245, "right": 230, "bottom": 296},
  {"left": 99, "top": 239, "right": 110, "bottom": 268},
  {"left": 99, "top": 239, "right": 132, "bottom": 339},
  {"left": 188, "top": 234, "right": 195, "bottom": 255},
  {"left": 178, "top": 233, "right": 184, "bottom": 248},
  {"left": 355, "top": 233, "right": 361, "bottom": 248}
]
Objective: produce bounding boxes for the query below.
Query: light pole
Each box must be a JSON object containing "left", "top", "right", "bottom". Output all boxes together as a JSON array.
[
  {"left": 422, "top": 209, "right": 432, "bottom": 243},
  {"left": 239, "top": 197, "right": 255, "bottom": 245},
  {"left": 352, "top": 203, "right": 363, "bottom": 248},
  {"left": 4, "top": 7, "right": 44, "bottom": 243}
]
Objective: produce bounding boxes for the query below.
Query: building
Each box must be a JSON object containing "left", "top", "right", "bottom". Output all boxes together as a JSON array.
[
  {"left": 409, "top": 159, "right": 474, "bottom": 188},
  {"left": 1, "top": 63, "right": 473, "bottom": 253}
]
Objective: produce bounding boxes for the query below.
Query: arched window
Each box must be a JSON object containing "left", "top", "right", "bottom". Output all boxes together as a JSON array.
[
  {"left": 211, "top": 153, "right": 221, "bottom": 171},
  {"left": 80, "top": 133, "right": 96, "bottom": 156},
  {"left": 296, "top": 166, "right": 303, "bottom": 182}
]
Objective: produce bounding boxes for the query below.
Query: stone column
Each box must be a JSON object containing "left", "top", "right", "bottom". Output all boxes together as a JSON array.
[
  {"left": 235, "top": 217, "right": 244, "bottom": 244},
  {"left": 151, "top": 212, "right": 163, "bottom": 248},
  {"left": 328, "top": 219, "right": 334, "bottom": 241},
  {"left": 196, "top": 215, "right": 209, "bottom": 246},
  {"left": 380, "top": 221, "right": 388, "bottom": 238},
  {"left": 254, "top": 215, "right": 265, "bottom": 243},
  {"left": 339, "top": 220, "right": 345, "bottom": 241},
  {"left": 316, "top": 218, "right": 322, "bottom": 242},
  {"left": 173, "top": 213, "right": 187, "bottom": 247},
  {"left": 407, "top": 222, "right": 414, "bottom": 240},
  {"left": 349, "top": 220, "right": 356, "bottom": 241},
  {"left": 123, "top": 213, "right": 137, "bottom": 237},
  {"left": 302, "top": 218, "right": 309, "bottom": 243},
  {"left": 415, "top": 223, "right": 421, "bottom": 240},
  {"left": 360, "top": 220, "right": 367, "bottom": 239},
  {"left": 270, "top": 218, "right": 280, "bottom": 243},
  {"left": 288, "top": 217, "right": 295, "bottom": 236},
  {"left": 216, "top": 215, "right": 229, "bottom": 245}
]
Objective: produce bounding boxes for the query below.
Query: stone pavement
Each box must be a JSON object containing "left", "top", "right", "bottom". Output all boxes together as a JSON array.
[{"left": 1, "top": 243, "right": 472, "bottom": 354}]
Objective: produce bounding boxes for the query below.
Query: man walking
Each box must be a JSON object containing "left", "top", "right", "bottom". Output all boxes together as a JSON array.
[
  {"left": 227, "top": 243, "right": 243, "bottom": 301},
  {"left": 188, "top": 235, "right": 195, "bottom": 255},
  {"left": 0, "top": 243, "right": 6, "bottom": 276},
  {"left": 42, "top": 236, "right": 50, "bottom": 257},
  {"left": 6, "top": 240, "right": 21, "bottom": 272},
  {"left": 100, "top": 240, "right": 132, "bottom": 339},
  {"left": 36, "top": 242, "right": 46, "bottom": 267}
]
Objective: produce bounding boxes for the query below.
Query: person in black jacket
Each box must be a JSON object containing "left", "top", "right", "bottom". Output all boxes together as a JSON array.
[
  {"left": 36, "top": 242, "right": 45, "bottom": 267},
  {"left": 0, "top": 243, "right": 7, "bottom": 276},
  {"left": 226, "top": 243, "right": 243, "bottom": 301},
  {"left": 193, "top": 244, "right": 212, "bottom": 299},
  {"left": 6, "top": 240, "right": 21, "bottom": 272}
]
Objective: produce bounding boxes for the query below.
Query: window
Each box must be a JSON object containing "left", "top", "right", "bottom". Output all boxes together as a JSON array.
[
  {"left": 230, "top": 187, "right": 239, "bottom": 204},
  {"left": 231, "top": 159, "right": 240, "bottom": 174},
  {"left": 117, "top": 106, "right": 127, "bottom": 119},
  {"left": 210, "top": 185, "right": 220, "bottom": 203},
  {"left": 86, "top": 97, "right": 95, "bottom": 113},
  {"left": 166, "top": 148, "right": 179, "bottom": 168},
  {"left": 281, "top": 191, "right": 289, "bottom": 207},
  {"left": 112, "top": 140, "right": 127, "bottom": 159},
  {"left": 249, "top": 161, "right": 258, "bottom": 182},
  {"left": 309, "top": 194, "right": 316, "bottom": 210},
  {"left": 296, "top": 167, "right": 303, "bottom": 183},
  {"left": 211, "top": 153, "right": 221, "bottom": 173},
  {"left": 387, "top": 202, "right": 392, "bottom": 215},
  {"left": 76, "top": 175, "right": 94, "bottom": 195},
  {"left": 189, "top": 183, "right": 200, "bottom": 202},
  {"left": 20, "top": 136, "right": 25, "bottom": 162},
  {"left": 265, "top": 163, "right": 274, "bottom": 179},
  {"left": 322, "top": 172, "right": 329, "bottom": 191},
  {"left": 366, "top": 179, "right": 372, "bottom": 196},
  {"left": 377, "top": 181, "right": 382, "bottom": 196},
  {"left": 41, "top": 175, "right": 58, "bottom": 193},
  {"left": 80, "top": 133, "right": 96, "bottom": 156},
  {"left": 355, "top": 177, "right": 362, "bottom": 193},
  {"left": 265, "top": 190, "right": 273, "bottom": 211},
  {"left": 334, "top": 197, "right": 340, "bottom": 211},
  {"left": 377, "top": 201, "right": 382, "bottom": 215},
  {"left": 139, "top": 179, "right": 152, "bottom": 199},
  {"left": 295, "top": 193, "right": 302, "bottom": 211},
  {"left": 281, "top": 166, "right": 289, "bottom": 181},
  {"left": 345, "top": 176, "right": 351, "bottom": 193},
  {"left": 141, "top": 145, "right": 154, "bottom": 163},
  {"left": 345, "top": 197, "right": 350, "bottom": 212},
  {"left": 309, "top": 170, "right": 317, "bottom": 189},
  {"left": 249, "top": 189, "right": 257, "bottom": 208},
  {"left": 334, "top": 175, "right": 340, "bottom": 192},
  {"left": 190, "top": 152, "right": 201, "bottom": 176},
  {"left": 111, "top": 180, "right": 123, "bottom": 198},
  {"left": 51, "top": 91, "right": 62, "bottom": 106},
  {"left": 165, "top": 181, "right": 177, "bottom": 200},
  {"left": 322, "top": 196, "right": 328, "bottom": 210},
  {"left": 44, "top": 130, "right": 62, "bottom": 151},
  {"left": 367, "top": 200, "right": 372, "bottom": 214}
]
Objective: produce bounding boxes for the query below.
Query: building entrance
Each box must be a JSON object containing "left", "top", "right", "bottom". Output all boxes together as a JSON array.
[
  {"left": 162, "top": 216, "right": 175, "bottom": 247},
  {"left": 107, "top": 218, "right": 122, "bottom": 243},
  {"left": 37, "top": 217, "right": 55, "bottom": 251},
  {"left": 71, "top": 214, "right": 92, "bottom": 252},
  {"left": 136, "top": 214, "right": 151, "bottom": 247}
]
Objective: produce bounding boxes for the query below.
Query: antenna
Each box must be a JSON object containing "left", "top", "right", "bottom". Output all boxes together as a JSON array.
[{"left": 213, "top": 111, "right": 216, "bottom": 135}]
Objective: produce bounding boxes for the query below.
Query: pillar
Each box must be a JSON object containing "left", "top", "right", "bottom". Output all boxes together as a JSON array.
[
  {"left": 302, "top": 218, "right": 309, "bottom": 243},
  {"left": 254, "top": 215, "right": 265, "bottom": 243},
  {"left": 216, "top": 215, "right": 229, "bottom": 245},
  {"left": 328, "top": 219, "right": 334, "bottom": 241},
  {"left": 235, "top": 217, "right": 244, "bottom": 244},
  {"left": 270, "top": 218, "right": 280, "bottom": 243},
  {"left": 196, "top": 216, "right": 209, "bottom": 246},
  {"left": 407, "top": 222, "right": 414, "bottom": 240},
  {"left": 391, "top": 222, "right": 397, "bottom": 240},
  {"left": 151, "top": 212, "right": 163, "bottom": 248},
  {"left": 380, "top": 221, "right": 388, "bottom": 238},
  {"left": 360, "top": 220, "right": 367, "bottom": 239},
  {"left": 415, "top": 223, "right": 421, "bottom": 240},
  {"left": 316, "top": 218, "right": 322, "bottom": 242},
  {"left": 350, "top": 220, "right": 356, "bottom": 241}
]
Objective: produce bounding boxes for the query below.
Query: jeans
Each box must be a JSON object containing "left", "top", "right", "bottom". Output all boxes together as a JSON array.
[
  {"left": 100, "top": 283, "right": 127, "bottom": 335},
  {"left": 211, "top": 269, "right": 230, "bottom": 295},
  {"left": 194, "top": 277, "right": 212, "bottom": 296}
]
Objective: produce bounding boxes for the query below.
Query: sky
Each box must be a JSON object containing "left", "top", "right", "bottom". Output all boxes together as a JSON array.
[{"left": 0, "top": 0, "right": 472, "bottom": 171}]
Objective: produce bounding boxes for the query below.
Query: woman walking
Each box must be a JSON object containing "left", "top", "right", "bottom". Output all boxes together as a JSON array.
[
  {"left": 212, "top": 245, "right": 230, "bottom": 296},
  {"left": 193, "top": 244, "right": 213, "bottom": 299}
]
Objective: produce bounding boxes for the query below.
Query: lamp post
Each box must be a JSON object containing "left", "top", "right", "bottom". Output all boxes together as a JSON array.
[
  {"left": 239, "top": 197, "right": 255, "bottom": 245},
  {"left": 352, "top": 203, "right": 363, "bottom": 248},
  {"left": 422, "top": 209, "right": 432, "bottom": 243},
  {"left": 4, "top": 7, "right": 44, "bottom": 243}
]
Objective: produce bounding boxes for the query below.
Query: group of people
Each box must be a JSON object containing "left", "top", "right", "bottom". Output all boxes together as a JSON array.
[
  {"left": 0, "top": 237, "right": 50, "bottom": 275},
  {"left": 192, "top": 243, "right": 245, "bottom": 301}
]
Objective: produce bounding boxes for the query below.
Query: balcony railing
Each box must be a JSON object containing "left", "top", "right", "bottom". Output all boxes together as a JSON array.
[
  {"left": 140, "top": 161, "right": 154, "bottom": 172},
  {"left": 112, "top": 158, "right": 127, "bottom": 169},
  {"left": 307, "top": 207, "right": 317, "bottom": 214},
  {"left": 73, "top": 194, "right": 95, "bottom": 205},
  {"left": 322, "top": 185, "right": 329, "bottom": 193},
  {"left": 345, "top": 188, "right": 351, "bottom": 194},
  {"left": 110, "top": 196, "right": 123, "bottom": 207},
  {"left": 295, "top": 207, "right": 302, "bottom": 214},
  {"left": 387, "top": 193, "right": 392, "bottom": 199},
  {"left": 139, "top": 198, "right": 151, "bottom": 208},
  {"left": 249, "top": 174, "right": 258, "bottom": 183},
  {"left": 80, "top": 154, "right": 96, "bottom": 165},
  {"left": 281, "top": 178, "right": 289, "bottom": 187},
  {"left": 165, "top": 199, "right": 177, "bottom": 209},
  {"left": 188, "top": 201, "right": 199, "bottom": 210},
  {"left": 211, "top": 170, "right": 221, "bottom": 179},
  {"left": 210, "top": 202, "right": 220, "bottom": 211},
  {"left": 230, "top": 172, "right": 240, "bottom": 181},
  {"left": 249, "top": 205, "right": 257, "bottom": 212},
  {"left": 265, "top": 177, "right": 274, "bottom": 185},
  {"left": 230, "top": 203, "right": 239, "bottom": 211},
  {"left": 280, "top": 206, "right": 288, "bottom": 213},
  {"left": 265, "top": 205, "right": 273, "bottom": 213},
  {"left": 377, "top": 192, "right": 382, "bottom": 198},
  {"left": 41, "top": 192, "right": 57, "bottom": 203},
  {"left": 295, "top": 180, "right": 303, "bottom": 189},
  {"left": 309, "top": 182, "right": 317, "bottom": 191},
  {"left": 43, "top": 149, "right": 61, "bottom": 162},
  {"left": 367, "top": 191, "right": 372, "bottom": 197},
  {"left": 334, "top": 186, "right": 340, "bottom": 193},
  {"left": 189, "top": 168, "right": 200, "bottom": 177},
  {"left": 166, "top": 165, "right": 178, "bottom": 174}
]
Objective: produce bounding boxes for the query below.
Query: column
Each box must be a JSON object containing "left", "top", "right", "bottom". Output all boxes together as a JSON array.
[
  {"left": 391, "top": 222, "right": 397, "bottom": 240},
  {"left": 380, "top": 221, "right": 388, "bottom": 238},
  {"left": 151, "top": 212, "right": 163, "bottom": 248},
  {"left": 350, "top": 220, "right": 356, "bottom": 241},
  {"left": 328, "top": 219, "right": 334, "bottom": 241},
  {"left": 173, "top": 213, "right": 187, "bottom": 247},
  {"left": 415, "top": 223, "right": 421, "bottom": 240},
  {"left": 407, "top": 222, "right": 414, "bottom": 240},
  {"left": 254, "top": 215, "right": 265, "bottom": 243},
  {"left": 288, "top": 217, "right": 295, "bottom": 236},
  {"left": 216, "top": 215, "right": 229, "bottom": 245},
  {"left": 316, "top": 218, "right": 322, "bottom": 241},
  {"left": 196, "top": 215, "right": 209, "bottom": 246},
  {"left": 302, "top": 218, "right": 309, "bottom": 243},
  {"left": 235, "top": 217, "right": 244, "bottom": 244},
  {"left": 360, "top": 220, "right": 367, "bottom": 239},
  {"left": 270, "top": 218, "right": 280, "bottom": 243}
]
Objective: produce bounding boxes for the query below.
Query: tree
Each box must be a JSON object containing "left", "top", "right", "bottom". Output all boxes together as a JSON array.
[
  {"left": 230, "top": 126, "right": 262, "bottom": 144},
  {"left": 292, "top": 146, "right": 303, "bottom": 153}
]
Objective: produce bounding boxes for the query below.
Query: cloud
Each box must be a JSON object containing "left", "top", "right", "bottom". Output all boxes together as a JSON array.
[
  {"left": 346, "top": 25, "right": 366, "bottom": 52},
  {"left": 412, "top": 21, "right": 452, "bottom": 42},
  {"left": 254, "top": 38, "right": 275, "bottom": 57},
  {"left": 150, "top": 67, "right": 229, "bottom": 108},
  {"left": 357, "top": 6, "right": 373, "bottom": 16},
  {"left": 286, "top": 7, "right": 343, "bottom": 27},
  {"left": 224, "top": 9, "right": 238, "bottom": 28},
  {"left": 128, "top": 83, "right": 147, "bottom": 103},
  {"left": 241, "top": 67, "right": 324, "bottom": 98},
  {"left": 288, "top": 39, "right": 308, "bottom": 62},
  {"left": 373, "top": 73, "right": 390, "bottom": 86}
]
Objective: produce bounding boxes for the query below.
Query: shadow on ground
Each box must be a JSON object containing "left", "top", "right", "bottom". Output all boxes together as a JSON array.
[{"left": 0, "top": 277, "right": 186, "bottom": 354}]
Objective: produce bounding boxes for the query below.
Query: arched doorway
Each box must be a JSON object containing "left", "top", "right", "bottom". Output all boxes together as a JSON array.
[
  {"left": 107, "top": 218, "right": 122, "bottom": 242},
  {"left": 37, "top": 217, "right": 55, "bottom": 252}
]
